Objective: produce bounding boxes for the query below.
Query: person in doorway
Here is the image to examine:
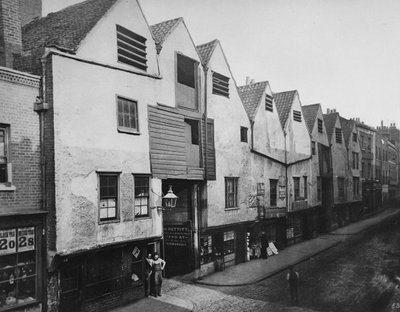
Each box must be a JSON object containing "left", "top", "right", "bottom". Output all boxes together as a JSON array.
[
  {"left": 146, "top": 252, "right": 166, "bottom": 297},
  {"left": 144, "top": 253, "right": 153, "bottom": 297},
  {"left": 286, "top": 266, "right": 299, "bottom": 305}
]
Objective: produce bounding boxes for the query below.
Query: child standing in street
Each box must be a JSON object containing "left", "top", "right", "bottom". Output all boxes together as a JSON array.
[{"left": 287, "top": 266, "right": 299, "bottom": 305}]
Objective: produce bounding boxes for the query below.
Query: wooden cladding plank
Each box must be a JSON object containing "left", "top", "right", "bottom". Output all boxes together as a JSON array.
[
  {"left": 205, "top": 119, "right": 216, "bottom": 180},
  {"left": 148, "top": 105, "right": 187, "bottom": 178}
]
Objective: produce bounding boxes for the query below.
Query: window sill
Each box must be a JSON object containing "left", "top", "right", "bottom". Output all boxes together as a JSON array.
[
  {"left": 225, "top": 207, "right": 240, "bottom": 211},
  {"left": 0, "top": 184, "right": 16, "bottom": 192},
  {"left": 99, "top": 219, "right": 120, "bottom": 225},
  {"left": 117, "top": 127, "right": 140, "bottom": 135}
]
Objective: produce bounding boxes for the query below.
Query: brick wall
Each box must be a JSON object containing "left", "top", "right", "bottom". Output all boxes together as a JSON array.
[
  {"left": 0, "top": 67, "right": 40, "bottom": 212},
  {"left": 0, "top": 0, "right": 22, "bottom": 68}
]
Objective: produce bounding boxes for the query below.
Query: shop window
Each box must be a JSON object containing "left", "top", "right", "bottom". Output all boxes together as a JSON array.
[
  {"left": 116, "top": 25, "right": 147, "bottom": 71},
  {"left": 223, "top": 231, "right": 235, "bottom": 256},
  {"left": 240, "top": 127, "right": 248, "bottom": 143},
  {"left": 0, "top": 126, "right": 9, "bottom": 184},
  {"left": 335, "top": 128, "right": 342, "bottom": 143},
  {"left": 99, "top": 174, "right": 119, "bottom": 222},
  {"left": 270, "top": 179, "right": 278, "bottom": 207},
  {"left": 177, "top": 54, "right": 196, "bottom": 88},
  {"left": 225, "top": 177, "right": 238, "bottom": 209},
  {"left": 265, "top": 94, "right": 273, "bottom": 111},
  {"left": 303, "top": 176, "right": 308, "bottom": 199},
  {"left": 200, "top": 236, "right": 214, "bottom": 265},
  {"left": 117, "top": 97, "right": 139, "bottom": 134},
  {"left": 318, "top": 118, "right": 323, "bottom": 133},
  {"left": 134, "top": 176, "right": 149, "bottom": 218},
  {"left": 338, "top": 177, "right": 345, "bottom": 199},
  {"left": 317, "top": 177, "right": 321, "bottom": 201},
  {"left": 131, "top": 246, "right": 144, "bottom": 289},
  {"left": 0, "top": 227, "right": 37, "bottom": 309},
  {"left": 293, "top": 177, "right": 300, "bottom": 200},
  {"left": 212, "top": 72, "right": 229, "bottom": 97}
]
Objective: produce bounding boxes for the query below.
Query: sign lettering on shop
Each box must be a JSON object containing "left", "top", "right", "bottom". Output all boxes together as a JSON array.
[{"left": 0, "top": 227, "right": 35, "bottom": 255}]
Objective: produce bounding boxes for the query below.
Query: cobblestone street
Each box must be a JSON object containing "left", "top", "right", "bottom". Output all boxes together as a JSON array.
[{"left": 161, "top": 215, "right": 400, "bottom": 312}]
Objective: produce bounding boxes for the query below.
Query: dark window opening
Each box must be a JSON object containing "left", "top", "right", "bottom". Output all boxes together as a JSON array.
[
  {"left": 335, "top": 128, "right": 342, "bottom": 143},
  {"left": 318, "top": 118, "right": 323, "bottom": 133},
  {"left": 353, "top": 132, "right": 358, "bottom": 142},
  {"left": 303, "top": 176, "right": 308, "bottom": 199},
  {"left": 116, "top": 25, "right": 147, "bottom": 71},
  {"left": 293, "top": 177, "right": 300, "bottom": 200},
  {"left": 177, "top": 54, "right": 196, "bottom": 88},
  {"left": 240, "top": 127, "right": 248, "bottom": 143},
  {"left": 212, "top": 72, "right": 229, "bottom": 97},
  {"left": 185, "top": 119, "right": 199, "bottom": 145},
  {"left": 0, "top": 127, "right": 8, "bottom": 183},
  {"left": 270, "top": 179, "right": 278, "bottom": 207},
  {"left": 311, "top": 141, "right": 316, "bottom": 155}
]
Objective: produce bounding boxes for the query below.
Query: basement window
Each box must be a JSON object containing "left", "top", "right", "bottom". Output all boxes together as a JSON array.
[
  {"left": 293, "top": 110, "right": 302, "bottom": 122},
  {"left": 265, "top": 94, "right": 273, "bottom": 111},
  {"left": 116, "top": 25, "right": 147, "bottom": 71},
  {"left": 212, "top": 72, "right": 229, "bottom": 97}
]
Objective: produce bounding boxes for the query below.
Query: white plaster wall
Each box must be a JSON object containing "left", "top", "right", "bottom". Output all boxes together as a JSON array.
[
  {"left": 156, "top": 22, "right": 203, "bottom": 108},
  {"left": 77, "top": 0, "right": 159, "bottom": 76},
  {"left": 52, "top": 55, "right": 162, "bottom": 254},
  {"left": 205, "top": 43, "right": 254, "bottom": 227},
  {"left": 253, "top": 85, "right": 286, "bottom": 160},
  {"left": 329, "top": 117, "right": 348, "bottom": 203},
  {"left": 286, "top": 93, "right": 311, "bottom": 163},
  {"left": 308, "top": 106, "right": 330, "bottom": 208}
]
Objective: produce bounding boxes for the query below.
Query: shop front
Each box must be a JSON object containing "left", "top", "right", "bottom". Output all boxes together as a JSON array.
[
  {"left": 57, "top": 238, "right": 160, "bottom": 312},
  {"left": 199, "top": 224, "right": 248, "bottom": 277},
  {"left": 0, "top": 212, "right": 46, "bottom": 312},
  {"left": 250, "top": 217, "right": 286, "bottom": 257}
]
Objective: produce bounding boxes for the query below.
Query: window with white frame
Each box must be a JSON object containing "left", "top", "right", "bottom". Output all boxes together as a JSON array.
[
  {"left": 117, "top": 97, "right": 139, "bottom": 133},
  {"left": 99, "top": 174, "right": 119, "bottom": 221},
  {"left": 134, "top": 176, "right": 150, "bottom": 217}
]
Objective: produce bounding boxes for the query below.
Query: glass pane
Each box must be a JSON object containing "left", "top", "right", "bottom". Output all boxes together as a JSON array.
[
  {"left": 134, "top": 205, "right": 141, "bottom": 216},
  {"left": 123, "top": 113, "right": 130, "bottom": 128},
  {"left": 123, "top": 102, "right": 130, "bottom": 114},
  {"left": 99, "top": 199, "right": 108, "bottom": 208},
  {"left": 108, "top": 208, "right": 116, "bottom": 218},
  {"left": 107, "top": 199, "right": 116, "bottom": 208},
  {"left": 18, "top": 251, "right": 36, "bottom": 276},
  {"left": 141, "top": 205, "right": 148, "bottom": 216},
  {"left": 100, "top": 208, "right": 108, "bottom": 219}
]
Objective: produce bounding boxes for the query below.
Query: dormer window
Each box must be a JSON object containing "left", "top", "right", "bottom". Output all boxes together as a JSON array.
[
  {"left": 293, "top": 110, "right": 302, "bottom": 122},
  {"left": 265, "top": 94, "right": 273, "bottom": 111},
  {"left": 116, "top": 25, "right": 147, "bottom": 71},
  {"left": 212, "top": 72, "right": 229, "bottom": 97}
]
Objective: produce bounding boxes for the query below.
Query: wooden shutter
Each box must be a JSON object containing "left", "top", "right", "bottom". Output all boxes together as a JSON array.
[{"left": 206, "top": 119, "right": 216, "bottom": 180}]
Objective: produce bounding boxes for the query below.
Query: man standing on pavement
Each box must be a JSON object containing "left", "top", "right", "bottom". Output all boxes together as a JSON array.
[
  {"left": 287, "top": 266, "right": 299, "bottom": 305},
  {"left": 144, "top": 253, "right": 153, "bottom": 297},
  {"left": 146, "top": 252, "right": 166, "bottom": 297}
]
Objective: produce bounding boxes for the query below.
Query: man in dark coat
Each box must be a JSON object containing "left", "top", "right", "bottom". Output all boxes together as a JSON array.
[{"left": 286, "top": 266, "right": 299, "bottom": 304}]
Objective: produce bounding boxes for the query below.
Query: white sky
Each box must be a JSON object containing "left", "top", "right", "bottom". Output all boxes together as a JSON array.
[{"left": 43, "top": 0, "right": 400, "bottom": 128}]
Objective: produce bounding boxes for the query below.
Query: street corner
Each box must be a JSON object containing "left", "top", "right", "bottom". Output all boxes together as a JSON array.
[{"left": 154, "top": 293, "right": 194, "bottom": 311}]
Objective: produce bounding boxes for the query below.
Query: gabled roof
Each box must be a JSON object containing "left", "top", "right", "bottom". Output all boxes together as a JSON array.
[
  {"left": 237, "top": 81, "right": 268, "bottom": 120},
  {"left": 340, "top": 116, "right": 356, "bottom": 147},
  {"left": 196, "top": 39, "right": 218, "bottom": 66},
  {"left": 273, "top": 90, "right": 297, "bottom": 128},
  {"left": 22, "top": 0, "right": 119, "bottom": 53},
  {"left": 150, "top": 17, "right": 182, "bottom": 45},
  {"left": 302, "top": 104, "right": 320, "bottom": 134},
  {"left": 323, "top": 112, "right": 339, "bottom": 141}
]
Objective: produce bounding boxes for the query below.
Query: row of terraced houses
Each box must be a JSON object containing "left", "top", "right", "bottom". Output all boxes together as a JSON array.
[{"left": 0, "top": 0, "right": 399, "bottom": 311}]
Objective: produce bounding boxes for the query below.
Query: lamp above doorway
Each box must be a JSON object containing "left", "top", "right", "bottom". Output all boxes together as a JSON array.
[{"left": 152, "top": 185, "right": 178, "bottom": 211}]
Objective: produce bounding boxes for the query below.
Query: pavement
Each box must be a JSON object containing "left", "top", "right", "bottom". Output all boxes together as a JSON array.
[{"left": 108, "top": 205, "right": 400, "bottom": 312}]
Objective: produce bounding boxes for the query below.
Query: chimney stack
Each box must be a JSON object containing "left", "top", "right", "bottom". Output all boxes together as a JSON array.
[
  {"left": 381, "top": 120, "right": 384, "bottom": 127},
  {"left": 250, "top": 79, "right": 255, "bottom": 84},
  {"left": 245, "top": 76, "right": 251, "bottom": 85},
  {"left": 327, "top": 108, "right": 330, "bottom": 114},
  {"left": 0, "top": 0, "right": 22, "bottom": 68}
]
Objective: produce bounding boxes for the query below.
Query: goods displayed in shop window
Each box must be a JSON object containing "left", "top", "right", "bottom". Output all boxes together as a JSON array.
[
  {"left": 200, "top": 236, "right": 213, "bottom": 264},
  {"left": 0, "top": 228, "right": 36, "bottom": 310}
]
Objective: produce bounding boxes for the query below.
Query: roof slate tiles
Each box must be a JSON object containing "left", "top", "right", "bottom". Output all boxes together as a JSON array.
[
  {"left": 196, "top": 39, "right": 218, "bottom": 66},
  {"left": 150, "top": 17, "right": 182, "bottom": 45},
  {"left": 340, "top": 116, "right": 356, "bottom": 147},
  {"left": 302, "top": 104, "right": 320, "bottom": 134},
  {"left": 273, "top": 90, "right": 297, "bottom": 128},
  {"left": 237, "top": 81, "right": 268, "bottom": 120},
  {"left": 323, "top": 113, "right": 339, "bottom": 141}
]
